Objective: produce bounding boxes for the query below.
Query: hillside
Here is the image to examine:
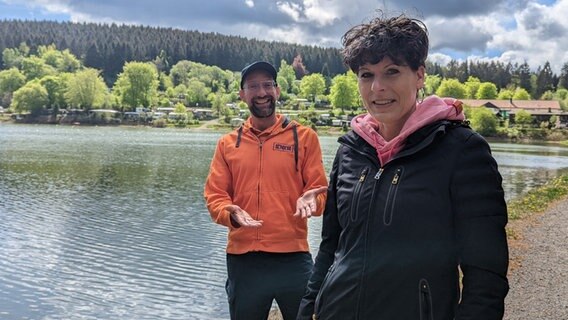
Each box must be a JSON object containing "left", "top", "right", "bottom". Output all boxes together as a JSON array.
[{"left": 0, "top": 19, "right": 346, "bottom": 83}]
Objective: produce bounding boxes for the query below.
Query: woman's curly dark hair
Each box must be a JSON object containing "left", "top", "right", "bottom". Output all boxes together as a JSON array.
[{"left": 341, "top": 13, "right": 429, "bottom": 73}]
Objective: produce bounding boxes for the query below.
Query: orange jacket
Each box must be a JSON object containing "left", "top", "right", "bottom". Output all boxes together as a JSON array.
[{"left": 204, "top": 115, "right": 328, "bottom": 254}]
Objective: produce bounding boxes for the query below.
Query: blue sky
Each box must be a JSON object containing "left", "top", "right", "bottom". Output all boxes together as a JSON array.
[{"left": 1, "top": 0, "right": 567, "bottom": 74}]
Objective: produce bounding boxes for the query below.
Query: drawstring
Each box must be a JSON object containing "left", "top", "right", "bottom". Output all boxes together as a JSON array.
[
  {"left": 235, "top": 126, "right": 243, "bottom": 148},
  {"left": 283, "top": 117, "right": 299, "bottom": 172},
  {"left": 292, "top": 124, "right": 298, "bottom": 172}
]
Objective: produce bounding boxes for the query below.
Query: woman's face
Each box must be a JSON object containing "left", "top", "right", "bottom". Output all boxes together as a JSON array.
[{"left": 357, "top": 57, "right": 425, "bottom": 127}]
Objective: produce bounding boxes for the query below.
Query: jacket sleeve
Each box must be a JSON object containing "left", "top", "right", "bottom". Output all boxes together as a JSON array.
[
  {"left": 203, "top": 136, "right": 235, "bottom": 228},
  {"left": 297, "top": 150, "right": 341, "bottom": 320},
  {"left": 452, "top": 132, "right": 509, "bottom": 319},
  {"left": 300, "top": 128, "right": 329, "bottom": 216}
]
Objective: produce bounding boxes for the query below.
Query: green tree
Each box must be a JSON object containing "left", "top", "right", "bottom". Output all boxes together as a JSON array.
[
  {"left": 515, "top": 109, "right": 533, "bottom": 127},
  {"left": 512, "top": 88, "right": 530, "bottom": 100},
  {"left": 555, "top": 88, "right": 568, "bottom": 101},
  {"left": 299, "top": 73, "right": 326, "bottom": 102},
  {"left": 11, "top": 81, "right": 49, "bottom": 115},
  {"left": 540, "top": 90, "right": 554, "bottom": 100},
  {"left": 558, "top": 62, "right": 568, "bottom": 90},
  {"left": 476, "top": 82, "right": 498, "bottom": 99},
  {"left": 114, "top": 62, "right": 159, "bottom": 110},
  {"left": 424, "top": 74, "right": 442, "bottom": 96},
  {"left": 39, "top": 75, "right": 67, "bottom": 108},
  {"left": 470, "top": 107, "right": 498, "bottom": 136},
  {"left": 2, "top": 43, "right": 29, "bottom": 69},
  {"left": 497, "top": 89, "right": 514, "bottom": 100},
  {"left": 435, "top": 78, "right": 467, "bottom": 98},
  {"left": 0, "top": 68, "right": 26, "bottom": 95},
  {"left": 209, "top": 92, "right": 230, "bottom": 118},
  {"left": 464, "top": 76, "right": 481, "bottom": 99},
  {"left": 65, "top": 68, "right": 108, "bottom": 110},
  {"left": 329, "top": 72, "right": 358, "bottom": 110},
  {"left": 20, "top": 56, "right": 56, "bottom": 81},
  {"left": 278, "top": 59, "right": 297, "bottom": 94},
  {"left": 535, "top": 62, "right": 555, "bottom": 98},
  {"left": 185, "top": 79, "right": 211, "bottom": 107}
]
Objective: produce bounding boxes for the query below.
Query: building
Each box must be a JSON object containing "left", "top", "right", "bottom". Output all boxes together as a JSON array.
[{"left": 460, "top": 99, "right": 567, "bottom": 127}]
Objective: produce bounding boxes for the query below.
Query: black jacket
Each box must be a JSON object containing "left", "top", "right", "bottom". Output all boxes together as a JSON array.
[{"left": 298, "top": 121, "right": 509, "bottom": 320}]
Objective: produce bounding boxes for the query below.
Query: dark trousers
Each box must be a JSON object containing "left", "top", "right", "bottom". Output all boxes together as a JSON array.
[{"left": 226, "top": 251, "right": 313, "bottom": 320}]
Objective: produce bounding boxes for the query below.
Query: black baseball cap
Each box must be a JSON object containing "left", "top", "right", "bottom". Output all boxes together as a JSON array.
[{"left": 240, "top": 61, "right": 277, "bottom": 89}]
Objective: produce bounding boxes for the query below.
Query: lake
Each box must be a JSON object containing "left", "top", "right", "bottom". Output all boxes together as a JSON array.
[{"left": 1, "top": 124, "right": 568, "bottom": 319}]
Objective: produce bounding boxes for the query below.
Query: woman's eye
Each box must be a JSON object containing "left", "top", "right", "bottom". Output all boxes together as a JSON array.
[
  {"left": 359, "top": 72, "right": 373, "bottom": 78},
  {"left": 386, "top": 68, "right": 399, "bottom": 75}
]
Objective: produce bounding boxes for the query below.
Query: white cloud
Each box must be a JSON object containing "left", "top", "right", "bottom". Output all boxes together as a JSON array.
[
  {"left": 277, "top": 1, "right": 302, "bottom": 22},
  {"left": 303, "top": 0, "right": 341, "bottom": 26},
  {"left": 3, "top": 0, "right": 568, "bottom": 74}
]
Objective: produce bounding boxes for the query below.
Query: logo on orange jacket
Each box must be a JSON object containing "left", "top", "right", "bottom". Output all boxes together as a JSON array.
[{"left": 273, "top": 142, "right": 294, "bottom": 153}]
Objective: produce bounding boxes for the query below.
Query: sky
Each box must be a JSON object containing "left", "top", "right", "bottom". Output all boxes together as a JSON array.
[{"left": 1, "top": 0, "right": 567, "bottom": 74}]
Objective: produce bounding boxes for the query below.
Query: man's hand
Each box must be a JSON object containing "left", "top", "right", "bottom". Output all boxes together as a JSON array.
[
  {"left": 226, "top": 204, "right": 263, "bottom": 228},
  {"left": 294, "top": 186, "right": 328, "bottom": 218}
]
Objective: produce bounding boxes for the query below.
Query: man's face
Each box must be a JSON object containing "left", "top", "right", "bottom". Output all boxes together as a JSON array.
[{"left": 239, "top": 71, "right": 280, "bottom": 119}]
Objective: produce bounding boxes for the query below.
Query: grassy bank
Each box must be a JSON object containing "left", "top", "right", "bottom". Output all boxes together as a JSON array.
[{"left": 507, "top": 174, "right": 568, "bottom": 221}]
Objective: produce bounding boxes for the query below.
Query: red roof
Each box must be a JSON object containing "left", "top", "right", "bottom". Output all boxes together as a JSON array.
[{"left": 460, "top": 99, "right": 561, "bottom": 111}]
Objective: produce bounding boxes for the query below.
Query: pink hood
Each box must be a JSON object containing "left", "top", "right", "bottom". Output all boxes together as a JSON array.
[{"left": 351, "top": 95, "right": 465, "bottom": 167}]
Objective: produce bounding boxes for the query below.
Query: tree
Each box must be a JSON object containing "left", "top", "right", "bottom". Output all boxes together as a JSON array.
[
  {"left": 464, "top": 76, "right": 481, "bottom": 99},
  {"left": 299, "top": 73, "right": 326, "bottom": 102},
  {"left": 435, "top": 79, "right": 467, "bottom": 98},
  {"left": 209, "top": 91, "right": 230, "bottom": 118},
  {"left": 535, "top": 62, "right": 555, "bottom": 98},
  {"left": 65, "top": 68, "right": 108, "bottom": 110},
  {"left": 278, "top": 59, "right": 297, "bottom": 94},
  {"left": 558, "top": 62, "right": 568, "bottom": 90},
  {"left": 469, "top": 107, "right": 497, "bottom": 136},
  {"left": 497, "top": 89, "right": 513, "bottom": 100},
  {"left": 59, "top": 49, "right": 82, "bottom": 73},
  {"left": 514, "top": 109, "right": 533, "bottom": 127},
  {"left": 0, "top": 67, "right": 26, "bottom": 95},
  {"left": 476, "top": 82, "right": 498, "bottom": 99},
  {"left": 292, "top": 54, "right": 308, "bottom": 79},
  {"left": 2, "top": 43, "right": 29, "bottom": 69},
  {"left": 329, "top": 72, "right": 358, "bottom": 110},
  {"left": 11, "top": 81, "right": 49, "bottom": 115},
  {"left": 445, "top": 60, "right": 468, "bottom": 82},
  {"left": 39, "top": 75, "right": 67, "bottom": 108},
  {"left": 20, "top": 56, "right": 56, "bottom": 81},
  {"left": 424, "top": 74, "right": 442, "bottom": 96},
  {"left": 114, "top": 62, "right": 159, "bottom": 110},
  {"left": 512, "top": 88, "right": 530, "bottom": 100},
  {"left": 185, "top": 79, "right": 211, "bottom": 107},
  {"left": 170, "top": 60, "right": 193, "bottom": 86}
]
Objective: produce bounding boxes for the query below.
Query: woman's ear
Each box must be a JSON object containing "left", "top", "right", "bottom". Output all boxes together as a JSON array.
[{"left": 416, "top": 66, "right": 426, "bottom": 89}]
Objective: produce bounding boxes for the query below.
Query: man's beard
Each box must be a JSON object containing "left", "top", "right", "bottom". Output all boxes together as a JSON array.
[{"left": 249, "top": 98, "right": 276, "bottom": 118}]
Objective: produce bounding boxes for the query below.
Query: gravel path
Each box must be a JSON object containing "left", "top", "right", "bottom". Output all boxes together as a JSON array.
[{"left": 504, "top": 196, "right": 568, "bottom": 320}]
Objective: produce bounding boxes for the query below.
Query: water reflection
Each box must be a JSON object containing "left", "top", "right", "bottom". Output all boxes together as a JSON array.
[{"left": 1, "top": 124, "right": 567, "bottom": 319}]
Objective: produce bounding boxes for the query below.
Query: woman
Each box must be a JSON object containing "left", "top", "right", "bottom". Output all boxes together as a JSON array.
[{"left": 297, "top": 13, "right": 509, "bottom": 320}]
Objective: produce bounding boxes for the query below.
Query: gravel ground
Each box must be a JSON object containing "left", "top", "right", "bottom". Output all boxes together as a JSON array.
[{"left": 504, "top": 196, "right": 568, "bottom": 320}]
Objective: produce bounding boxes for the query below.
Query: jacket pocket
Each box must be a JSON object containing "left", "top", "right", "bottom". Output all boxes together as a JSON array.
[
  {"left": 314, "top": 263, "right": 336, "bottom": 316},
  {"left": 383, "top": 167, "right": 403, "bottom": 225},
  {"left": 350, "top": 167, "right": 369, "bottom": 221},
  {"left": 419, "top": 279, "right": 434, "bottom": 320}
]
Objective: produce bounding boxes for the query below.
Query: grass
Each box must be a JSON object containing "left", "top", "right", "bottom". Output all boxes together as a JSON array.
[{"left": 507, "top": 174, "right": 568, "bottom": 220}]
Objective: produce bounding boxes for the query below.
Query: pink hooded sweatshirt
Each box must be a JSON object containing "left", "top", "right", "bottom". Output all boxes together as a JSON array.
[{"left": 351, "top": 95, "right": 465, "bottom": 167}]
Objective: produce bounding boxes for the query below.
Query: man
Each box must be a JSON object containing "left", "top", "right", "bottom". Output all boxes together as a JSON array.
[{"left": 204, "top": 61, "right": 328, "bottom": 320}]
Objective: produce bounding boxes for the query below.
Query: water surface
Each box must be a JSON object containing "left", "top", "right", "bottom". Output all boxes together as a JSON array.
[{"left": 1, "top": 124, "right": 568, "bottom": 319}]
